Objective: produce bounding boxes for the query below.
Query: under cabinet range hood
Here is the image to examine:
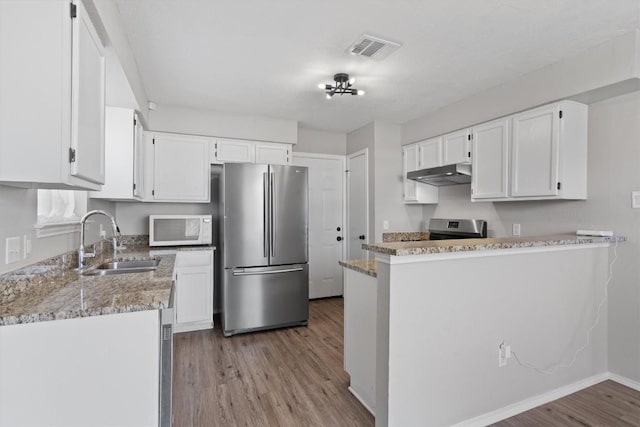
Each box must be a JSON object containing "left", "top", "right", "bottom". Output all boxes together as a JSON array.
[{"left": 407, "top": 164, "right": 472, "bottom": 186}]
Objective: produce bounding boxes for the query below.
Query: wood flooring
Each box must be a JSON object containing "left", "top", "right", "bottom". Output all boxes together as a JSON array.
[
  {"left": 173, "top": 297, "right": 640, "bottom": 427},
  {"left": 492, "top": 380, "right": 640, "bottom": 427},
  {"left": 172, "top": 297, "right": 374, "bottom": 427}
]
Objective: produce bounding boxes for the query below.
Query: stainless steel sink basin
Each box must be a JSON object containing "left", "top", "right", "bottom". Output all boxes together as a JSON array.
[{"left": 81, "top": 259, "right": 160, "bottom": 276}]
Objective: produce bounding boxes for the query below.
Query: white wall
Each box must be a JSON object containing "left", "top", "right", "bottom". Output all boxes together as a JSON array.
[
  {"left": 347, "top": 122, "right": 424, "bottom": 244},
  {"left": 372, "top": 122, "right": 423, "bottom": 241},
  {"left": 378, "top": 246, "right": 609, "bottom": 426},
  {"left": 295, "top": 127, "right": 346, "bottom": 155},
  {"left": 405, "top": 55, "right": 640, "bottom": 383},
  {"left": 149, "top": 104, "right": 298, "bottom": 144},
  {"left": 0, "top": 186, "right": 115, "bottom": 274},
  {"left": 403, "top": 31, "right": 640, "bottom": 144}
]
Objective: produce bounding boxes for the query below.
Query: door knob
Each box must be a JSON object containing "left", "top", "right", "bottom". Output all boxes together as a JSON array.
[
  {"left": 336, "top": 227, "right": 341, "bottom": 232},
  {"left": 337, "top": 236, "right": 343, "bottom": 242},
  {"left": 359, "top": 235, "right": 365, "bottom": 240}
]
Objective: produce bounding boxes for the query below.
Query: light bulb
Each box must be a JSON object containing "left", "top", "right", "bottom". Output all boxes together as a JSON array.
[
  {"left": 326, "top": 93, "right": 332, "bottom": 100},
  {"left": 357, "top": 90, "right": 365, "bottom": 96},
  {"left": 317, "top": 83, "right": 325, "bottom": 89},
  {"left": 349, "top": 77, "right": 356, "bottom": 85}
]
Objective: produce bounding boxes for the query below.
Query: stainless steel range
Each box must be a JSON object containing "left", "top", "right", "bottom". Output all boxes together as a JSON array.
[{"left": 428, "top": 218, "right": 487, "bottom": 240}]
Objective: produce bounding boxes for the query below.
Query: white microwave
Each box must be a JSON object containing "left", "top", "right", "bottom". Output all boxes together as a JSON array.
[{"left": 149, "top": 215, "right": 212, "bottom": 246}]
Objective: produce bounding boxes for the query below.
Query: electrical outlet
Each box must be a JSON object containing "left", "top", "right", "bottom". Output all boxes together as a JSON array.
[
  {"left": 498, "top": 342, "right": 512, "bottom": 367},
  {"left": 632, "top": 191, "right": 640, "bottom": 208},
  {"left": 383, "top": 220, "right": 389, "bottom": 230},
  {"left": 5, "top": 236, "right": 21, "bottom": 264},
  {"left": 99, "top": 224, "right": 106, "bottom": 239},
  {"left": 512, "top": 224, "right": 521, "bottom": 236}
]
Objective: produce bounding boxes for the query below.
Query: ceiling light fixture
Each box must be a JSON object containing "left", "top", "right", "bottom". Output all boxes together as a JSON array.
[{"left": 319, "top": 73, "right": 365, "bottom": 99}]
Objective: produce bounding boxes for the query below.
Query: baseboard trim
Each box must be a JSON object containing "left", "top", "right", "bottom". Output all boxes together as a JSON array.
[
  {"left": 348, "top": 386, "right": 375, "bottom": 416},
  {"left": 450, "top": 373, "right": 610, "bottom": 427},
  {"left": 609, "top": 372, "right": 640, "bottom": 392}
]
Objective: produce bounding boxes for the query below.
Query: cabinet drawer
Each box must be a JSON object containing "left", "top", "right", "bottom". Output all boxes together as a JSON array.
[{"left": 175, "top": 250, "right": 213, "bottom": 267}]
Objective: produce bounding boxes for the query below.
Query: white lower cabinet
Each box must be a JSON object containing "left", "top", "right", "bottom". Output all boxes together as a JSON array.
[
  {"left": 402, "top": 143, "right": 438, "bottom": 204},
  {"left": 174, "top": 249, "right": 214, "bottom": 333}
]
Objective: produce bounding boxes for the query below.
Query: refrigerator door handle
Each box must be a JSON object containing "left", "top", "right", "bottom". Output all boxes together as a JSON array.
[
  {"left": 270, "top": 170, "right": 276, "bottom": 257},
  {"left": 232, "top": 267, "right": 303, "bottom": 276},
  {"left": 263, "top": 172, "right": 269, "bottom": 258}
]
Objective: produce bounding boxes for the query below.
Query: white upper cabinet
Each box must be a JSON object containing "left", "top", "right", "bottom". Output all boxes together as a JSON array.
[
  {"left": 90, "top": 108, "right": 140, "bottom": 200},
  {"left": 0, "top": 0, "right": 106, "bottom": 190},
  {"left": 418, "top": 137, "right": 443, "bottom": 169},
  {"left": 212, "top": 139, "right": 255, "bottom": 163},
  {"left": 471, "top": 118, "right": 510, "bottom": 200},
  {"left": 133, "top": 117, "right": 146, "bottom": 199},
  {"left": 255, "top": 142, "right": 291, "bottom": 165},
  {"left": 471, "top": 100, "right": 587, "bottom": 202},
  {"left": 212, "top": 138, "right": 293, "bottom": 165},
  {"left": 150, "top": 133, "right": 211, "bottom": 202},
  {"left": 443, "top": 129, "right": 471, "bottom": 165},
  {"left": 402, "top": 143, "right": 438, "bottom": 204}
]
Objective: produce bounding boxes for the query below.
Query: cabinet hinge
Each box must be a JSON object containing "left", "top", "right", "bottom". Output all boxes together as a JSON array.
[
  {"left": 557, "top": 182, "right": 561, "bottom": 190},
  {"left": 468, "top": 134, "right": 472, "bottom": 141},
  {"left": 70, "top": 3, "right": 77, "bottom": 18},
  {"left": 468, "top": 151, "right": 471, "bottom": 158},
  {"left": 559, "top": 110, "right": 563, "bottom": 119},
  {"left": 133, "top": 117, "right": 137, "bottom": 126},
  {"left": 133, "top": 183, "right": 136, "bottom": 191},
  {"left": 152, "top": 189, "right": 155, "bottom": 196},
  {"left": 152, "top": 138, "right": 155, "bottom": 145},
  {"left": 68, "top": 148, "right": 76, "bottom": 163}
]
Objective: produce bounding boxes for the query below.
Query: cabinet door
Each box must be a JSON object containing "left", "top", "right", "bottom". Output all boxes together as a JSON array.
[
  {"left": 214, "top": 139, "right": 255, "bottom": 163},
  {"left": 152, "top": 134, "right": 210, "bottom": 202},
  {"left": 418, "top": 137, "right": 443, "bottom": 169},
  {"left": 403, "top": 144, "right": 438, "bottom": 204},
  {"left": 89, "top": 107, "right": 134, "bottom": 200},
  {"left": 403, "top": 144, "right": 420, "bottom": 202},
  {"left": 511, "top": 105, "right": 560, "bottom": 197},
  {"left": 443, "top": 129, "right": 470, "bottom": 165},
  {"left": 175, "top": 266, "right": 213, "bottom": 326},
  {"left": 133, "top": 114, "right": 145, "bottom": 199},
  {"left": 471, "top": 118, "right": 510, "bottom": 200},
  {"left": 69, "top": 1, "right": 106, "bottom": 185},
  {"left": 255, "top": 143, "right": 291, "bottom": 165}
]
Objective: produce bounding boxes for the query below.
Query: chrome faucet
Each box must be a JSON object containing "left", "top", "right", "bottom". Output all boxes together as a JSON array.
[{"left": 77, "top": 210, "right": 121, "bottom": 269}]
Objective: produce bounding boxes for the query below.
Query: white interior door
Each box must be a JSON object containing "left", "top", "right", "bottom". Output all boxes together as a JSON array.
[
  {"left": 293, "top": 153, "right": 345, "bottom": 299},
  {"left": 347, "top": 150, "right": 368, "bottom": 260}
]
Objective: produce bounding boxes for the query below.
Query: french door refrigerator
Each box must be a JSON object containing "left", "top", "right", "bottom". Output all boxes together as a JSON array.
[{"left": 221, "top": 163, "right": 309, "bottom": 336}]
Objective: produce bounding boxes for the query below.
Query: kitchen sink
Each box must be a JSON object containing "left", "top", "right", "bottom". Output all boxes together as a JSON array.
[{"left": 81, "top": 259, "right": 160, "bottom": 276}]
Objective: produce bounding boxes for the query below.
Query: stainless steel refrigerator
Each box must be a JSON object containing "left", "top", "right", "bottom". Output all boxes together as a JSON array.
[{"left": 220, "top": 163, "right": 309, "bottom": 336}]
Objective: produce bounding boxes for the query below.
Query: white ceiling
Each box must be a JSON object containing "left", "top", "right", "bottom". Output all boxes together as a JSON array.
[{"left": 114, "top": 0, "right": 640, "bottom": 133}]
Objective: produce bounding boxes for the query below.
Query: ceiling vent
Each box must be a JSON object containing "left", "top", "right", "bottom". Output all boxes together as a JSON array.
[{"left": 347, "top": 34, "right": 401, "bottom": 60}]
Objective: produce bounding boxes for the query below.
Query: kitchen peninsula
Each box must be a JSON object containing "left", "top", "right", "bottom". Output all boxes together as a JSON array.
[{"left": 345, "top": 234, "right": 623, "bottom": 427}]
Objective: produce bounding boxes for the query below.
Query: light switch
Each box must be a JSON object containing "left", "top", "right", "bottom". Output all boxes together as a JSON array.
[
  {"left": 632, "top": 191, "right": 640, "bottom": 208},
  {"left": 5, "top": 236, "right": 21, "bottom": 264},
  {"left": 383, "top": 220, "right": 389, "bottom": 230},
  {"left": 512, "top": 223, "right": 521, "bottom": 236}
]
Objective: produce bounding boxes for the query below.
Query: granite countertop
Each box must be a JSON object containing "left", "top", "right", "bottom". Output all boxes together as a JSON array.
[
  {"left": 382, "top": 231, "right": 429, "bottom": 242},
  {"left": 363, "top": 234, "right": 625, "bottom": 256},
  {"left": 0, "top": 243, "right": 213, "bottom": 326},
  {"left": 339, "top": 259, "right": 377, "bottom": 278}
]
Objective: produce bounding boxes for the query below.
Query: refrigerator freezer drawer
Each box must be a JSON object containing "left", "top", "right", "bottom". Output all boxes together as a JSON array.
[{"left": 223, "top": 264, "right": 309, "bottom": 336}]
